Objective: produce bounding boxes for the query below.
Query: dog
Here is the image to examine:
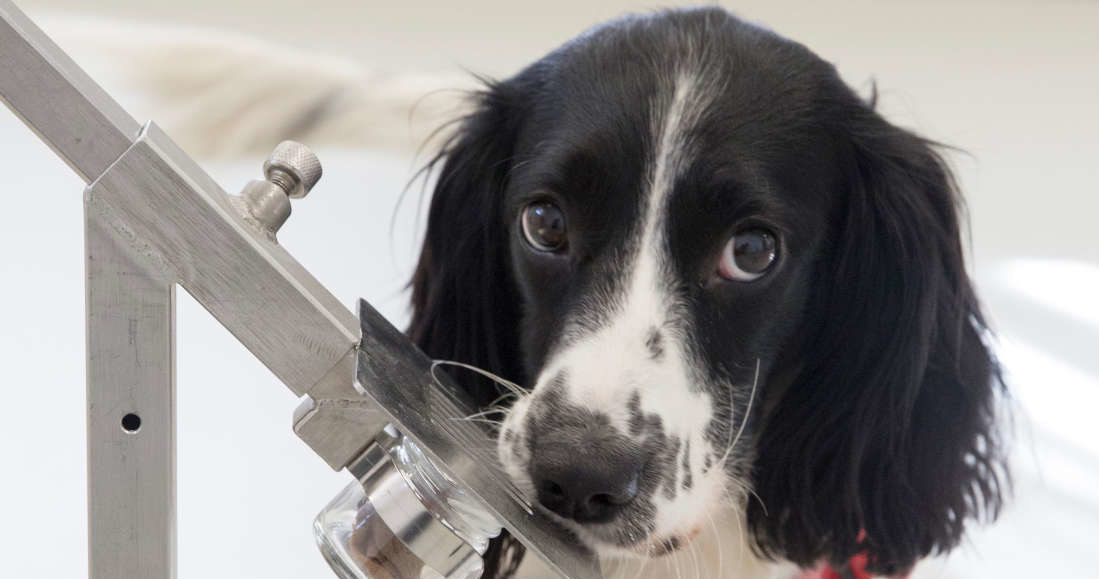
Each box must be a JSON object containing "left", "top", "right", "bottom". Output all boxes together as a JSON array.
[{"left": 408, "top": 7, "right": 1007, "bottom": 578}]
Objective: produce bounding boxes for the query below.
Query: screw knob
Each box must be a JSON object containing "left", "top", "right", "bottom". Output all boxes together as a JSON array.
[{"left": 263, "top": 140, "right": 322, "bottom": 199}]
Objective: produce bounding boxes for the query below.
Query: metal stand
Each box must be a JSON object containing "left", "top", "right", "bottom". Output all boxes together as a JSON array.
[
  {"left": 1, "top": 1, "right": 596, "bottom": 577},
  {"left": 85, "top": 210, "right": 177, "bottom": 578}
]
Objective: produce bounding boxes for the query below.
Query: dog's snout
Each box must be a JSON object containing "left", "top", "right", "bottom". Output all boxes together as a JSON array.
[{"left": 531, "top": 442, "right": 644, "bottom": 523}]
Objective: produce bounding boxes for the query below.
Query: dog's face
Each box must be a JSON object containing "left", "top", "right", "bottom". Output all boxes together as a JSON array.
[
  {"left": 492, "top": 24, "right": 836, "bottom": 558},
  {"left": 410, "top": 8, "right": 1006, "bottom": 575}
]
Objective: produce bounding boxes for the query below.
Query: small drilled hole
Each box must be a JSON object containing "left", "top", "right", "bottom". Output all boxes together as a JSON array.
[{"left": 121, "top": 413, "right": 142, "bottom": 433}]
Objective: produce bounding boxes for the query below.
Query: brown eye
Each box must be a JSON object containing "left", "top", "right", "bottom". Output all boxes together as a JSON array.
[
  {"left": 521, "top": 201, "right": 568, "bottom": 252},
  {"left": 718, "top": 228, "right": 777, "bottom": 281}
]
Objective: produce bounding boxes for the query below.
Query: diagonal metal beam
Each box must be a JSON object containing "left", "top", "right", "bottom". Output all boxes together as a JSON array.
[{"left": 0, "top": 0, "right": 140, "bottom": 183}]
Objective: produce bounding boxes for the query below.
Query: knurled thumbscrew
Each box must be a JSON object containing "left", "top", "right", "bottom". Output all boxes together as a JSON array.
[
  {"left": 240, "top": 140, "right": 323, "bottom": 234},
  {"left": 263, "top": 140, "right": 322, "bottom": 199}
]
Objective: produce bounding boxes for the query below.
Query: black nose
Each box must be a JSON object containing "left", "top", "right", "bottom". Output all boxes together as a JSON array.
[{"left": 531, "top": 444, "right": 644, "bottom": 523}]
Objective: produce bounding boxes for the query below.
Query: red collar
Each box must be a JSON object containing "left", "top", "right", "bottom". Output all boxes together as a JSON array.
[{"left": 796, "top": 553, "right": 883, "bottom": 579}]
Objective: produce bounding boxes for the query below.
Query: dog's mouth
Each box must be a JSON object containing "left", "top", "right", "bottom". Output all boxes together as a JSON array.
[
  {"left": 538, "top": 502, "right": 704, "bottom": 561},
  {"left": 588, "top": 528, "right": 705, "bottom": 563},
  {"left": 642, "top": 529, "right": 702, "bottom": 557}
]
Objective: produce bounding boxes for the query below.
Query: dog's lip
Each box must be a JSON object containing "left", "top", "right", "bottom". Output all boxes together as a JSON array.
[
  {"left": 577, "top": 527, "right": 704, "bottom": 560},
  {"left": 647, "top": 536, "right": 685, "bottom": 557},
  {"left": 641, "top": 527, "right": 702, "bottom": 557},
  {"left": 528, "top": 490, "right": 707, "bottom": 558},
  {"left": 533, "top": 505, "right": 657, "bottom": 554}
]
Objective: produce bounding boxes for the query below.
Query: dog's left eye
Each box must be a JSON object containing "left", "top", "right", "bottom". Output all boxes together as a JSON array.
[
  {"left": 520, "top": 201, "right": 568, "bottom": 252},
  {"left": 718, "top": 228, "right": 778, "bottom": 281}
]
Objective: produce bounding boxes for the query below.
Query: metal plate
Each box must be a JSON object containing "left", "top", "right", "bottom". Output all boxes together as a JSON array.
[{"left": 355, "top": 300, "right": 601, "bottom": 579}]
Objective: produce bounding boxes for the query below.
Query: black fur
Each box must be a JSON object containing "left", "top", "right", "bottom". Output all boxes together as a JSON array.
[
  {"left": 407, "top": 79, "right": 532, "bottom": 579},
  {"left": 407, "top": 7, "right": 1007, "bottom": 577},
  {"left": 745, "top": 91, "right": 1009, "bottom": 574},
  {"left": 409, "top": 79, "right": 527, "bottom": 407}
]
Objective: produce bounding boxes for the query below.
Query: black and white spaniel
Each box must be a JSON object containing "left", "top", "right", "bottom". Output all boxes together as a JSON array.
[{"left": 408, "top": 7, "right": 1007, "bottom": 578}]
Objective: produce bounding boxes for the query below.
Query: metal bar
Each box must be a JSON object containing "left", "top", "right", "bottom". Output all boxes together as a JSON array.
[
  {"left": 85, "top": 205, "right": 176, "bottom": 579},
  {"left": 87, "top": 123, "right": 360, "bottom": 394},
  {"left": 0, "top": 0, "right": 140, "bottom": 183},
  {"left": 86, "top": 123, "right": 378, "bottom": 470}
]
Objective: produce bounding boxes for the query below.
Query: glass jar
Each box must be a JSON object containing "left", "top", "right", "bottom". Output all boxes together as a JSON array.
[{"left": 314, "top": 426, "right": 503, "bottom": 579}]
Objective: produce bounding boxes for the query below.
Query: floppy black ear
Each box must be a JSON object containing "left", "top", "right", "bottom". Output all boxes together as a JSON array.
[
  {"left": 748, "top": 107, "right": 1009, "bottom": 574},
  {"left": 407, "top": 81, "right": 529, "bottom": 579},
  {"left": 408, "top": 80, "right": 526, "bottom": 407}
]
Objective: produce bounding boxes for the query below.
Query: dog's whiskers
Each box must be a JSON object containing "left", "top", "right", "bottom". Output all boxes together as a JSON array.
[
  {"left": 485, "top": 390, "right": 520, "bottom": 408},
  {"left": 637, "top": 552, "right": 651, "bottom": 579},
  {"left": 704, "top": 508, "right": 723, "bottom": 579},
  {"left": 430, "top": 359, "right": 529, "bottom": 398},
  {"left": 732, "top": 496, "right": 747, "bottom": 569},
  {"left": 425, "top": 359, "right": 533, "bottom": 512},
  {"left": 667, "top": 552, "right": 683, "bottom": 579},
  {"left": 746, "top": 485, "right": 769, "bottom": 518},
  {"left": 725, "top": 474, "right": 770, "bottom": 520},
  {"left": 451, "top": 417, "right": 506, "bottom": 428},
  {"left": 716, "top": 357, "right": 760, "bottom": 470},
  {"left": 688, "top": 537, "right": 701, "bottom": 579},
  {"left": 456, "top": 405, "right": 510, "bottom": 421}
]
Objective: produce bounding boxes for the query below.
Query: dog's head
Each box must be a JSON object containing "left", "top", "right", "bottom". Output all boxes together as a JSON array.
[{"left": 409, "top": 8, "right": 1006, "bottom": 575}]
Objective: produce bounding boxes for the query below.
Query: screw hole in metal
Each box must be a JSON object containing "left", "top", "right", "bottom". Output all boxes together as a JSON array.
[{"left": 121, "top": 413, "right": 142, "bottom": 433}]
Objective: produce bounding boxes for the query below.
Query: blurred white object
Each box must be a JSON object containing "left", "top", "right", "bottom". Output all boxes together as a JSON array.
[{"left": 39, "top": 15, "right": 475, "bottom": 158}]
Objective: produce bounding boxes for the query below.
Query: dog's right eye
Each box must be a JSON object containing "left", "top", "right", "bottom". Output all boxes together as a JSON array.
[
  {"left": 520, "top": 201, "right": 568, "bottom": 252},
  {"left": 718, "top": 228, "right": 778, "bottom": 282}
]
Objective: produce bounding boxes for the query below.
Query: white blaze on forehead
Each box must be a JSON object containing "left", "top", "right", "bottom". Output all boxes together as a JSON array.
[
  {"left": 637, "top": 71, "right": 699, "bottom": 309},
  {"left": 538, "top": 70, "right": 714, "bottom": 434}
]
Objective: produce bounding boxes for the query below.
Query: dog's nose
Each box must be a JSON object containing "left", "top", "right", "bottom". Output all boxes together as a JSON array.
[{"left": 531, "top": 445, "right": 644, "bottom": 523}]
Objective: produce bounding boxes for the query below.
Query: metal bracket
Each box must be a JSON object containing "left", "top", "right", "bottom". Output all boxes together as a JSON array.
[{"left": 85, "top": 121, "right": 387, "bottom": 468}]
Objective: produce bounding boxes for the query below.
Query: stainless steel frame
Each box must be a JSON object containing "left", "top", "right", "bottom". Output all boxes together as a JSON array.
[
  {"left": 85, "top": 204, "right": 177, "bottom": 578},
  {"left": 0, "top": 1, "right": 596, "bottom": 577}
]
